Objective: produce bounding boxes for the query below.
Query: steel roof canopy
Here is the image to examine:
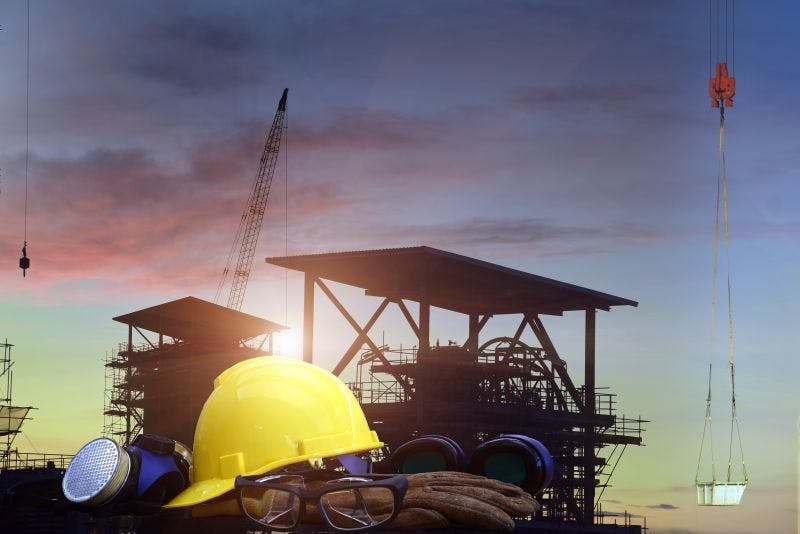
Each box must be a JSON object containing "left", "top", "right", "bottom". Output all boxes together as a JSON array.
[
  {"left": 266, "top": 246, "right": 637, "bottom": 315},
  {"left": 113, "top": 296, "right": 287, "bottom": 342}
]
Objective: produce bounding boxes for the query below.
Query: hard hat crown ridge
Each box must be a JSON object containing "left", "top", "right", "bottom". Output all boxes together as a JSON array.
[{"left": 164, "top": 356, "right": 382, "bottom": 508}]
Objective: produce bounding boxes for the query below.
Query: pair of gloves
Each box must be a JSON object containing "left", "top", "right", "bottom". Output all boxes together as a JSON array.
[
  {"left": 191, "top": 471, "right": 539, "bottom": 531},
  {"left": 389, "top": 471, "right": 539, "bottom": 531}
]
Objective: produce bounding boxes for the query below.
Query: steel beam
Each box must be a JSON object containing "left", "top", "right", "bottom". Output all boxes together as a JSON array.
[
  {"left": 303, "top": 273, "right": 316, "bottom": 363},
  {"left": 584, "top": 307, "right": 596, "bottom": 525},
  {"left": 528, "top": 315, "right": 586, "bottom": 413},
  {"left": 395, "top": 299, "right": 421, "bottom": 339},
  {"left": 464, "top": 314, "right": 490, "bottom": 352}
]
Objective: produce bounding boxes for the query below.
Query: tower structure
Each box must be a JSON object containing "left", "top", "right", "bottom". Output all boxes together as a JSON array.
[{"left": 267, "top": 246, "right": 646, "bottom": 526}]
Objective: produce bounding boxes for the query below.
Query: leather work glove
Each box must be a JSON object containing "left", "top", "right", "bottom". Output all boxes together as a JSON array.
[{"left": 388, "top": 471, "right": 540, "bottom": 531}]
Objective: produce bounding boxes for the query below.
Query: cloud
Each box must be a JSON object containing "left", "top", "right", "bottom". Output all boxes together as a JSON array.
[
  {"left": 510, "top": 82, "right": 702, "bottom": 132},
  {"left": 645, "top": 503, "right": 679, "bottom": 510},
  {"left": 0, "top": 147, "right": 252, "bottom": 294},
  {"left": 290, "top": 108, "right": 461, "bottom": 152},
  {"left": 0, "top": 117, "right": 368, "bottom": 303},
  {"left": 145, "top": 15, "right": 258, "bottom": 54},
  {"left": 128, "top": 15, "right": 266, "bottom": 93},
  {"left": 286, "top": 181, "right": 356, "bottom": 217},
  {"left": 314, "top": 217, "right": 662, "bottom": 256},
  {"left": 600, "top": 510, "right": 643, "bottom": 519},
  {"left": 513, "top": 83, "right": 664, "bottom": 110},
  {"left": 273, "top": 215, "right": 665, "bottom": 266}
]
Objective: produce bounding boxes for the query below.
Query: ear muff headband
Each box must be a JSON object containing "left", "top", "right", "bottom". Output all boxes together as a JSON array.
[
  {"left": 468, "top": 435, "right": 554, "bottom": 494},
  {"left": 390, "top": 434, "right": 467, "bottom": 474}
]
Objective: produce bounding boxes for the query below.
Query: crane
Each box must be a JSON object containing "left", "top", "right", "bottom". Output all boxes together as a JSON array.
[{"left": 214, "top": 88, "right": 288, "bottom": 311}]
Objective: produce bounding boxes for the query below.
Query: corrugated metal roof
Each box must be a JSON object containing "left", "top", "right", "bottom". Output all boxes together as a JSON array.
[
  {"left": 266, "top": 246, "right": 636, "bottom": 315},
  {"left": 113, "top": 296, "right": 287, "bottom": 342}
]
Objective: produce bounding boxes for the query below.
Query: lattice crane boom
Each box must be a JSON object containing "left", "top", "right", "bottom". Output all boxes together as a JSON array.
[{"left": 217, "top": 88, "right": 287, "bottom": 311}]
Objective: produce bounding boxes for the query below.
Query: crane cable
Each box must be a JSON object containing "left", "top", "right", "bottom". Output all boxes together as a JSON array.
[
  {"left": 283, "top": 102, "right": 288, "bottom": 326},
  {"left": 696, "top": 0, "right": 746, "bottom": 486},
  {"left": 19, "top": 0, "right": 31, "bottom": 277},
  {"left": 719, "top": 110, "right": 748, "bottom": 483}
]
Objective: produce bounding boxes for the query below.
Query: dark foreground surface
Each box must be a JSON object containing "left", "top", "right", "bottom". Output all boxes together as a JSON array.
[{"left": 0, "top": 466, "right": 641, "bottom": 534}]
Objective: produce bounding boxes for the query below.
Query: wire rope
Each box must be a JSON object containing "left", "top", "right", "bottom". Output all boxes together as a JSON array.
[
  {"left": 24, "top": 0, "right": 30, "bottom": 251},
  {"left": 284, "top": 102, "right": 288, "bottom": 326},
  {"left": 720, "top": 109, "right": 747, "bottom": 483}
]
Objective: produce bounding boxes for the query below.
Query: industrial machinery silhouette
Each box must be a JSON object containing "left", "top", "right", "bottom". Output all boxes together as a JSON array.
[{"left": 268, "top": 246, "right": 646, "bottom": 527}]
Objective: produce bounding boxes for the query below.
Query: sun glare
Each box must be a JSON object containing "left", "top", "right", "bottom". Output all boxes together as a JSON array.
[{"left": 273, "top": 330, "right": 300, "bottom": 358}]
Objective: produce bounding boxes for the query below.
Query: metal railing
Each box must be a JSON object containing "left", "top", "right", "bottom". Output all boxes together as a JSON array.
[{"left": 0, "top": 451, "right": 73, "bottom": 470}]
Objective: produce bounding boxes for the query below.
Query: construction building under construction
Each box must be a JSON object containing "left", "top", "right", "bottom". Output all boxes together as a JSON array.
[
  {"left": 103, "top": 296, "right": 286, "bottom": 447},
  {"left": 267, "top": 246, "right": 646, "bottom": 528}
]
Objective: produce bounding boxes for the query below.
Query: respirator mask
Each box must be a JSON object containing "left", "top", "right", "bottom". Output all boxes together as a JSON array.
[{"left": 62, "top": 434, "right": 191, "bottom": 512}]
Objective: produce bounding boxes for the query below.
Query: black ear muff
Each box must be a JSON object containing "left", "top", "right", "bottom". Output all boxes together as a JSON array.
[
  {"left": 389, "top": 434, "right": 467, "bottom": 474},
  {"left": 468, "top": 434, "right": 554, "bottom": 495}
]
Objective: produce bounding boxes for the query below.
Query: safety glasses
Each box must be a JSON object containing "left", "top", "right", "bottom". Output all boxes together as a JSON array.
[{"left": 234, "top": 470, "right": 407, "bottom": 532}]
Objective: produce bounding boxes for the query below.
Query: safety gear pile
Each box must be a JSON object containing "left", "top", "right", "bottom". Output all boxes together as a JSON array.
[{"left": 63, "top": 357, "right": 548, "bottom": 531}]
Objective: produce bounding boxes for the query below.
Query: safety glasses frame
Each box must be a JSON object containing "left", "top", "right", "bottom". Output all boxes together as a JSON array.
[{"left": 234, "top": 470, "right": 407, "bottom": 532}]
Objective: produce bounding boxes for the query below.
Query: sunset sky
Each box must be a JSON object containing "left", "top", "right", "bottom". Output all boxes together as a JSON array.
[{"left": 0, "top": 2, "right": 798, "bottom": 532}]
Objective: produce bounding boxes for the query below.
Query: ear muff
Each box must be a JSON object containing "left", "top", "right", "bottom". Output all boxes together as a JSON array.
[
  {"left": 389, "top": 435, "right": 467, "bottom": 474},
  {"left": 468, "top": 434, "right": 554, "bottom": 495}
]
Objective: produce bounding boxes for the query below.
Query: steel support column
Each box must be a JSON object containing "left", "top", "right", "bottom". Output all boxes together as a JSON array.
[
  {"left": 465, "top": 314, "right": 490, "bottom": 352},
  {"left": 419, "top": 300, "right": 430, "bottom": 357},
  {"left": 303, "top": 272, "right": 316, "bottom": 363},
  {"left": 416, "top": 299, "right": 430, "bottom": 426},
  {"left": 584, "top": 307, "right": 596, "bottom": 524}
]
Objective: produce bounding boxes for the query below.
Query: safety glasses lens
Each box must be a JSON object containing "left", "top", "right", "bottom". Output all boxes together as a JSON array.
[
  {"left": 400, "top": 451, "right": 448, "bottom": 473},
  {"left": 240, "top": 486, "right": 301, "bottom": 529},
  {"left": 482, "top": 452, "right": 527, "bottom": 484},
  {"left": 320, "top": 486, "right": 395, "bottom": 530}
]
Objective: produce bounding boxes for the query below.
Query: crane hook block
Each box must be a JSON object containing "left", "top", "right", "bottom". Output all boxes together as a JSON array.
[
  {"left": 19, "top": 241, "right": 29, "bottom": 277},
  {"left": 709, "top": 62, "right": 735, "bottom": 108}
]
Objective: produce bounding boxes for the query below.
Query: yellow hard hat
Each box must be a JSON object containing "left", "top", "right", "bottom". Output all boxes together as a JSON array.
[{"left": 163, "top": 356, "right": 382, "bottom": 508}]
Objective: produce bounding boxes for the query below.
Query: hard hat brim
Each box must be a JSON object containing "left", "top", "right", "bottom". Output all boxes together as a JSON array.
[
  {"left": 162, "top": 440, "right": 384, "bottom": 509},
  {"left": 162, "top": 475, "right": 232, "bottom": 509}
]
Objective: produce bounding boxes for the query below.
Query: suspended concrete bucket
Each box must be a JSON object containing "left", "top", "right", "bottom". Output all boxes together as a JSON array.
[{"left": 696, "top": 482, "right": 746, "bottom": 506}]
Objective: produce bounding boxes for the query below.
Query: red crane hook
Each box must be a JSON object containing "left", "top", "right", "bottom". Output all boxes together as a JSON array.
[{"left": 709, "top": 62, "right": 735, "bottom": 108}]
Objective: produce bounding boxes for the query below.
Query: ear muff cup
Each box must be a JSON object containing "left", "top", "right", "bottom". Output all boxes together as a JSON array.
[
  {"left": 468, "top": 434, "right": 554, "bottom": 494},
  {"left": 390, "top": 435, "right": 467, "bottom": 474}
]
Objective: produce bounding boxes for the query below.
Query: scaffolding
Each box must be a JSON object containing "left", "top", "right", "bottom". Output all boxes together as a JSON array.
[
  {"left": 0, "top": 340, "right": 31, "bottom": 469},
  {"left": 102, "top": 341, "right": 154, "bottom": 446},
  {"left": 103, "top": 297, "right": 286, "bottom": 447},
  {"left": 0, "top": 339, "right": 72, "bottom": 471}
]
